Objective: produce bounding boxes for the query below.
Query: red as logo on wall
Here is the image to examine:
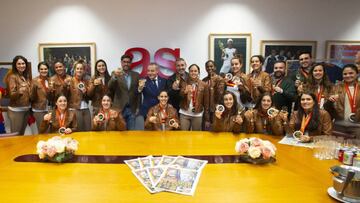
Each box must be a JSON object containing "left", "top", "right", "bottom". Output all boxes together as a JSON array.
[{"left": 124, "top": 48, "right": 180, "bottom": 79}]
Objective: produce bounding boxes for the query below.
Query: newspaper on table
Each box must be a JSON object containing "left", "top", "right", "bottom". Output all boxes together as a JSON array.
[
  {"left": 278, "top": 135, "right": 314, "bottom": 148},
  {"left": 124, "top": 155, "right": 207, "bottom": 196}
]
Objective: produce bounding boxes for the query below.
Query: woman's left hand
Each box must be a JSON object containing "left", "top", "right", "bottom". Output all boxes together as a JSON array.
[
  {"left": 234, "top": 115, "right": 243, "bottom": 124},
  {"left": 65, "top": 128, "right": 72, "bottom": 134},
  {"left": 300, "top": 134, "right": 311, "bottom": 142}
]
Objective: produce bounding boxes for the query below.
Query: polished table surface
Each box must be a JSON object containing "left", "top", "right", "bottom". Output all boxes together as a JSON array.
[{"left": 0, "top": 131, "right": 338, "bottom": 202}]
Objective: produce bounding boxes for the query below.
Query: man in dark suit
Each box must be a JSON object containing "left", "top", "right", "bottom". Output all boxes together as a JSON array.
[
  {"left": 108, "top": 54, "right": 140, "bottom": 130},
  {"left": 138, "top": 63, "right": 169, "bottom": 119}
]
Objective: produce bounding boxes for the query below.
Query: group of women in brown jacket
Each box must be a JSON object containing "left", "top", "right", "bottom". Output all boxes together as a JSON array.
[{"left": 5, "top": 55, "right": 360, "bottom": 140}]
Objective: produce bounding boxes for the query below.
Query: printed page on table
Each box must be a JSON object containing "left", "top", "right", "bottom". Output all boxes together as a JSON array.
[
  {"left": 159, "top": 155, "right": 177, "bottom": 166},
  {"left": 278, "top": 135, "right": 314, "bottom": 148},
  {"left": 147, "top": 166, "right": 166, "bottom": 187},
  {"left": 171, "top": 156, "right": 208, "bottom": 171},
  {"left": 132, "top": 168, "right": 160, "bottom": 194},
  {"left": 139, "top": 156, "right": 152, "bottom": 169},
  {"left": 124, "top": 158, "right": 142, "bottom": 170},
  {"left": 154, "top": 166, "right": 202, "bottom": 196},
  {"left": 150, "top": 156, "right": 162, "bottom": 167}
]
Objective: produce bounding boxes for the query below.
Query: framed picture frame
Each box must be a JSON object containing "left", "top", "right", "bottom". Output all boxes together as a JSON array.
[
  {"left": 209, "top": 33, "right": 251, "bottom": 74},
  {"left": 325, "top": 40, "right": 360, "bottom": 68},
  {"left": 260, "top": 40, "right": 317, "bottom": 74},
  {"left": 38, "top": 42, "right": 96, "bottom": 77},
  {"left": 0, "top": 62, "right": 32, "bottom": 108}
]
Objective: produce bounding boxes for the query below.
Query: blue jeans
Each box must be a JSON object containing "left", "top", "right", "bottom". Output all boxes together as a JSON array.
[{"left": 122, "top": 107, "right": 136, "bottom": 130}]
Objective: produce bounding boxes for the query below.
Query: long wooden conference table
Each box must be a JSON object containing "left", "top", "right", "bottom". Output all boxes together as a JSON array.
[{"left": 0, "top": 131, "right": 338, "bottom": 202}]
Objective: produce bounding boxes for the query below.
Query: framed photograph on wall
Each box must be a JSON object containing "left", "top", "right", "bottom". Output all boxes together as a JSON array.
[
  {"left": 0, "top": 62, "right": 32, "bottom": 108},
  {"left": 209, "top": 33, "right": 251, "bottom": 74},
  {"left": 260, "top": 40, "right": 317, "bottom": 74},
  {"left": 325, "top": 40, "right": 360, "bottom": 68},
  {"left": 38, "top": 42, "right": 96, "bottom": 77}
]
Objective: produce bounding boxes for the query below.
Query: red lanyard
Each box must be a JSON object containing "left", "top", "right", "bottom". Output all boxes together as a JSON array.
[
  {"left": 300, "top": 112, "right": 312, "bottom": 133},
  {"left": 57, "top": 75, "right": 66, "bottom": 84},
  {"left": 40, "top": 77, "right": 48, "bottom": 92},
  {"left": 56, "top": 109, "right": 66, "bottom": 128},
  {"left": 300, "top": 68, "right": 309, "bottom": 79},
  {"left": 316, "top": 85, "right": 323, "bottom": 105},
  {"left": 191, "top": 84, "right": 197, "bottom": 107},
  {"left": 272, "top": 78, "right": 283, "bottom": 95},
  {"left": 344, "top": 83, "right": 358, "bottom": 113},
  {"left": 159, "top": 105, "right": 168, "bottom": 123}
]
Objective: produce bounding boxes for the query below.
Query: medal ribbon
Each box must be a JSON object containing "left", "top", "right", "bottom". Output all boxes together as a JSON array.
[
  {"left": 272, "top": 78, "right": 283, "bottom": 95},
  {"left": 56, "top": 109, "right": 67, "bottom": 128},
  {"left": 40, "top": 77, "right": 49, "bottom": 92},
  {"left": 191, "top": 84, "right": 197, "bottom": 108},
  {"left": 300, "top": 112, "right": 312, "bottom": 133},
  {"left": 300, "top": 68, "right": 309, "bottom": 79},
  {"left": 159, "top": 105, "right": 168, "bottom": 123},
  {"left": 316, "top": 85, "right": 323, "bottom": 105},
  {"left": 344, "top": 83, "right": 358, "bottom": 113}
]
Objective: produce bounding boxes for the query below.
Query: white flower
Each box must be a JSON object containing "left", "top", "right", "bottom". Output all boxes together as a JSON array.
[
  {"left": 47, "top": 139, "right": 65, "bottom": 153},
  {"left": 66, "top": 139, "right": 79, "bottom": 152},
  {"left": 235, "top": 140, "right": 249, "bottom": 154},
  {"left": 249, "top": 137, "right": 263, "bottom": 147},
  {"left": 248, "top": 146, "right": 262, "bottom": 159},
  {"left": 36, "top": 141, "right": 46, "bottom": 152},
  {"left": 262, "top": 140, "right": 276, "bottom": 156}
]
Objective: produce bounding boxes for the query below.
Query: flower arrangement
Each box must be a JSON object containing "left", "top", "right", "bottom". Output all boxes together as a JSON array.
[
  {"left": 235, "top": 137, "right": 276, "bottom": 164},
  {"left": 36, "top": 136, "right": 79, "bottom": 163}
]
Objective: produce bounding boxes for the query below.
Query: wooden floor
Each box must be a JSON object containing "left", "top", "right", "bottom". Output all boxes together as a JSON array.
[{"left": 0, "top": 131, "right": 338, "bottom": 202}]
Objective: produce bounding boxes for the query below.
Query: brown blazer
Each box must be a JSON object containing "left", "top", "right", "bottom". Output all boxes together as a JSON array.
[
  {"left": 67, "top": 77, "right": 91, "bottom": 109},
  {"left": 144, "top": 104, "right": 179, "bottom": 131},
  {"left": 30, "top": 76, "right": 50, "bottom": 110},
  {"left": 7, "top": 73, "right": 31, "bottom": 107},
  {"left": 244, "top": 109, "right": 285, "bottom": 136},
  {"left": 202, "top": 74, "right": 225, "bottom": 112},
  {"left": 87, "top": 76, "right": 109, "bottom": 108},
  {"left": 92, "top": 108, "right": 126, "bottom": 131},
  {"left": 212, "top": 111, "right": 243, "bottom": 133},
  {"left": 247, "top": 71, "right": 272, "bottom": 102},
  {"left": 49, "top": 74, "right": 72, "bottom": 102},
  {"left": 333, "top": 82, "right": 360, "bottom": 122},
  {"left": 39, "top": 109, "right": 77, "bottom": 134},
  {"left": 179, "top": 79, "right": 210, "bottom": 122},
  {"left": 288, "top": 109, "right": 332, "bottom": 136},
  {"left": 108, "top": 71, "right": 140, "bottom": 113}
]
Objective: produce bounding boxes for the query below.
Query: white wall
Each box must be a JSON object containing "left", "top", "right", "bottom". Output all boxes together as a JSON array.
[{"left": 0, "top": 0, "right": 359, "bottom": 78}]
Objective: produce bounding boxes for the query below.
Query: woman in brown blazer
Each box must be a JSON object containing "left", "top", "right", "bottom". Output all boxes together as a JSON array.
[
  {"left": 247, "top": 55, "right": 272, "bottom": 103},
  {"left": 67, "top": 60, "right": 91, "bottom": 131},
  {"left": 244, "top": 92, "right": 287, "bottom": 136},
  {"left": 31, "top": 62, "right": 52, "bottom": 131},
  {"left": 145, "top": 91, "right": 180, "bottom": 131},
  {"left": 88, "top": 59, "right": 111, "bottom": 114},
  {"left": 289, "top": 92, "right": 332, "bottom": 141},
  {"left": 49, "top": 61, "right": 72, "bottom": 105},
  {"left": 224, "top": 56, "right": 252, "bottom": 109},
  {"left": 6, "top": 55, "right": 31, "bottom": 135},
  {"left": 297, "top": 63, "right": 334, "bottom": 109},
  {"left": 92, "top": 94, "right": 126, "bottom": 131},
  {"left": 212, "top": 91, "right": 244, "bottom": 133},
  {"left": 179, "top": 64, "right": 209, "bottom": 131},
  {"left": 39, "top": 95, "right": 77, "bottom": 134},
  {"left": 329, "top": 64, "right": 360, "bottom": 135}
]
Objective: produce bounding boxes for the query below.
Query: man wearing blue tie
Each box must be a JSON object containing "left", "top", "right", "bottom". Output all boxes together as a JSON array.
[{"left": 138, "top": 63, "right": 170, "bottom": 120}]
